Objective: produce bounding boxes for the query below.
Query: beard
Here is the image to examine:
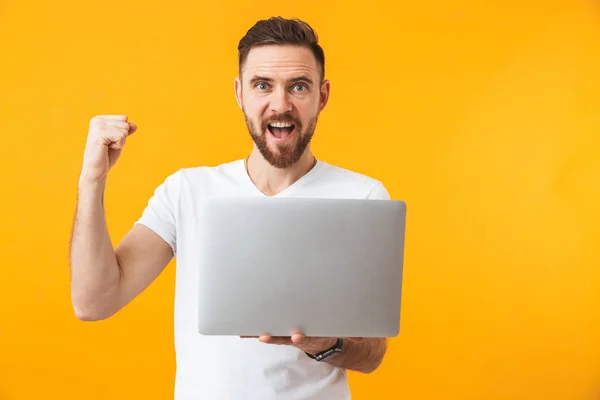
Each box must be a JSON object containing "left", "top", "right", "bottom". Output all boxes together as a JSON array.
[{"left": 244, "top": 110, "right": 318, "bottom": 169}]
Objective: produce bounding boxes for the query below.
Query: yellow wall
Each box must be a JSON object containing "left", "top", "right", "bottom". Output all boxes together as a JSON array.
[{"left": 1, "top": 0, "right": 599, "bottom": 399}]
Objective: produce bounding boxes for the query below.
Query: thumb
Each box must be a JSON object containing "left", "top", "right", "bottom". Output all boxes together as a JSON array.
[{"left": 128, "top": 122, "right": 137, "bottom": 135}]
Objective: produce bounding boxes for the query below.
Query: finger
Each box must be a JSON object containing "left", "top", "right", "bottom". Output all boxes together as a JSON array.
[
  {"left": 108, "top": 139, "right": 126, "bottom": 150},
  {"left": 258, "top": 334, "right": 272, "bottom": 343},
  {"left": 102, "top": 115, "right": 128, "bottom": 121},
  {"left": 103, "top": 120, "right": 130, "bottom": 130},
  {"left": 259, "top": 335, "right": 293, "bottom": 345},
  {"left": 102, "top": 120, "right": 136, "bottom": 137},
  {"left": 106, "top": 133, "right": 127, "bottom": 149},
  {"left": 291, "top": 333, "right": 306, "bottom": 345}
]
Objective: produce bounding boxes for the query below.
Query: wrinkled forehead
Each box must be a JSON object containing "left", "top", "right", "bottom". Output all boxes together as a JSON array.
[{"left": 241, "top": 44, "right": 322, "bottom": 84}]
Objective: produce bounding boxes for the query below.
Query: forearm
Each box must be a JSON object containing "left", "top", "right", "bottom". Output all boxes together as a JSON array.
[
  {"left": 69, "top": 178, "right": 121, "bottom": 320},
  {"left": 325, "top": 338, "right": 387, "bottom": 374}
]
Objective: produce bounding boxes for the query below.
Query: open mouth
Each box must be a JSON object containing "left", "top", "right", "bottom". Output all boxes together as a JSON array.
[{"left": 267, "top": 121, "right": 296, "bottom": 140}]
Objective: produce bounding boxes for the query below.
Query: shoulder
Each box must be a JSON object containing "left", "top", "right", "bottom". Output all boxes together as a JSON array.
[
  {"left": 156, "top": 159, "right": 245, "bottom": 187},
  {"left": 147, "top": 159, "right": 246, "bottom": 200},
  {"left": 314, "top": 161, "right": 390, "bottom": 199},
  {"left": 179, "top": 159, "right": 244, "bottom": 181}
]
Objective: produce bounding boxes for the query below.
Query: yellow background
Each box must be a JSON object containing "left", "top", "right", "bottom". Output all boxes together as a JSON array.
[{"left": 1, "top": 0, "right": 599, "bottom": 399}]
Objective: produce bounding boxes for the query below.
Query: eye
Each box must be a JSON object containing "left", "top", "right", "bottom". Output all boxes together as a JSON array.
[
  {"left": 293, "top": 83, "right": 308, "bottom": 92},
  {"left": 255, "top": 82, "right": 269, "bottom": 90}
]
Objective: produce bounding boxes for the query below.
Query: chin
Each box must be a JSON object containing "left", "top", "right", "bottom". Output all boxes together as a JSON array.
[{"left": 266, "top": 149, "right": 300, "bottom": 169}]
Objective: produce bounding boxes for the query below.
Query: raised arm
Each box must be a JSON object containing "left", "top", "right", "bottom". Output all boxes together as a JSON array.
[{"left": 69, "top": 115, "right": 173, "bottom": 321}]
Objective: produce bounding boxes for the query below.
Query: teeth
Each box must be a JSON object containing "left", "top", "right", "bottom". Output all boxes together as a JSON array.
[{"left": 269, "top": 122, "right": 293, "bottom": 128}]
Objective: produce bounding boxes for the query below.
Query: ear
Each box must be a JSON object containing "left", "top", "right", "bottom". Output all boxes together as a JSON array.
[
  {"left": 234, "top": 77, "right": 243, "bottom": 109},
  {"left": 319, "top": 79, "right": 330, "bottom": 112}
]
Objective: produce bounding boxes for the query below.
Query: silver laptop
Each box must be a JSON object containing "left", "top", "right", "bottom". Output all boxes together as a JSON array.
[{"left": 195, "top": 196, "right": 407, "bottom": 338}]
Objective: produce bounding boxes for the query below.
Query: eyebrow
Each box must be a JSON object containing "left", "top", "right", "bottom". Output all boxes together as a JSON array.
[{"left": 248, "top": 75, "right": 314, "bottom": 85}]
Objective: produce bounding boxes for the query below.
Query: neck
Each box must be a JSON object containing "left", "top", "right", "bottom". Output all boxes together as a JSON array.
[{"left": 246, "top": 146, "right": 317, "bottom": 196}]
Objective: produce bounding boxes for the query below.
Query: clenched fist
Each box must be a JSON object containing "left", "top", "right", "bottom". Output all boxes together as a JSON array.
[{"left": 79, "top": 115, "right": 137, "bottom": 183}]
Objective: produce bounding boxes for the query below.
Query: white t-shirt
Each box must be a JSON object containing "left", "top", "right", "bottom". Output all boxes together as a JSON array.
[{"left": 135, "top": 158, "right": 390, "bottom": 400}]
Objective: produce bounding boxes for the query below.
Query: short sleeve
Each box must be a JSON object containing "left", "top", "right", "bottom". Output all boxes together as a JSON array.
[
  {"left": 367, "top": 182, "right": 391, "bottom": 200},
  {"left": 134, "top": 169, "right": 182, "bottom": 255}
]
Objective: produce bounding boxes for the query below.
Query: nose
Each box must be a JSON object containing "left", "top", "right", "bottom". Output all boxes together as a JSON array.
[{"left": 269, "top": 87, "right": 293, "bottom": 113}]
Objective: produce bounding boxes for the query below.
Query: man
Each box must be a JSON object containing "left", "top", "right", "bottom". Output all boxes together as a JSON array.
[{"left": 70, "top": 16, "right": 390, "bottom": 399}]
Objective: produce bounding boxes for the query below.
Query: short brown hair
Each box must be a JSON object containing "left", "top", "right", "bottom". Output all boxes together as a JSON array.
[{"left": 237, "top": 17, "right": 325, "bottom": 81}]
